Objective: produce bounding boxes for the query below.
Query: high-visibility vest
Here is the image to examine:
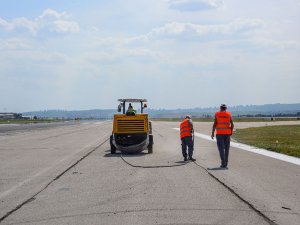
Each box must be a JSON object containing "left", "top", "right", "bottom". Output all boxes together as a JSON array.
[
  {"left": 180, "top": 118, "right": 193, "bottom": 139},
  {"left": 215, "top": 111, "right": 232, "bottom": 135}
]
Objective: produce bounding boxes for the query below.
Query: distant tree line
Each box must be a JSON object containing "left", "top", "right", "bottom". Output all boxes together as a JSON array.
[{"left": 237, "top": 112, "right": 300, "bottom": 118}]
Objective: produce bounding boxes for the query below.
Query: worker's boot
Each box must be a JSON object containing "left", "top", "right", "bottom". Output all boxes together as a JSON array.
[
  {"left": 184, "top": 156, "right": 187, "bottom": 162},
  {"left": 189, "top": 156, "right": 196, "bottom": 161}
]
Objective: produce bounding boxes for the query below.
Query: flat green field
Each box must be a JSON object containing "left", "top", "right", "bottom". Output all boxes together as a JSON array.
[
  {"left": 0, "top": 119, "right": 63, "bottom": 124},
  {"left": 153, "top": 117, "right": 299, "bottom": 122},
  {"left": 233, "top": 125, "right": 300, "bottom": 158}
]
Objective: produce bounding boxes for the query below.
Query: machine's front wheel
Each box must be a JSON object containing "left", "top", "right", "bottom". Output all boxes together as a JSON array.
[
  {"left": 110, "top": 135, "right": 116, "bottom": 154},
  {"left": 148, "top": 145, "right": 153, "bottom": 154},
  {"left": 148, "top": 135, "right": 153, "bottom": 154}
]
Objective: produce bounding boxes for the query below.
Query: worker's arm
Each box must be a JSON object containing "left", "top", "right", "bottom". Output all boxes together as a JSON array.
[
  {"left": 188, "top": 119, "right": 194, "bottom": 133},
  {"left": 230, "top": 117, "right": 234, "bottom": 135},
  {"left": 211, "top": 116, "right": 217, "bottom": 139}
]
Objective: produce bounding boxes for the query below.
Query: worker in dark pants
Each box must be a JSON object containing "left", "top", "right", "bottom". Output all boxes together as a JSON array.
[
  {"left": 211, "top": 104, "right": 234, "bottom": 168},
  {"left": 180, "top": 115, "right": 196, "bottom": 162}
]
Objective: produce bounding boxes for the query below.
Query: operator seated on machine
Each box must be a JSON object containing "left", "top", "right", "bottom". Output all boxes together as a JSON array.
[{"left": 126, "top": 103, "right": 136, "bottom": 116}]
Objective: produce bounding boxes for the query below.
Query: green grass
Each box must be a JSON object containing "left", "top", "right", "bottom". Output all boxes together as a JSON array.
[
  {"left": 152, "top": 118, "right": 214, "bottom": 122},
  {"left": 233, "top": 125, "right": 300, "bottom": 158},
  {"left": 233, "top": 117, "right": 299, "bottom": 122},
  {"left": 0, "top": 119, "right": 64, "bottom": 124},
  {"left": 152, "top": 117, "right": 299, "bottom": 122}
]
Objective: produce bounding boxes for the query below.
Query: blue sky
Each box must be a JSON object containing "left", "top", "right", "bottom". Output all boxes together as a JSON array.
[{"left": 1, "top": 0, "right": 300, "bottom": 112}]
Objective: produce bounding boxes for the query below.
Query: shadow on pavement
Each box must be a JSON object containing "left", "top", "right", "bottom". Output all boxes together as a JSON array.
[
  {"left": 207, "top": 167, "right": 228, "bottom": 171},
  {"left": 104, "top": 150, "right": 148, "bottom": 158},
  {"left": 175, "top": 160, "right": 188, "bottom": 164}
]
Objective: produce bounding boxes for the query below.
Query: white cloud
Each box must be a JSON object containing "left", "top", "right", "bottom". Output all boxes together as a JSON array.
[
  {"left": 13, "top": 18, "right": 37, "bottom": 34},
  {"left": 0, "top": 9, "right": 80, "bottom": 37},
  {"left": 81, "top": 17, "right": 298, "bottom": 65},
  {"left": 0, "top": 17, "right": 13, "bottom": 31},
  {"left": 83, "top": 47, "right": 157, "bottom": 64},
  {"left": 38, "top": 8, "right": 71, "bottom": 20},
  {"left": 88, "top": 37, "right": 127, "bottom": 47},
  {"left": 147, "top": 18, "right": 264, "bottom": 40},
  {"left": 36, "top": 9, "right": 79, "bottom": 34},
  {"left": 0, "top": 38, "right": 32, "bottom": 50},
  {"left": 0, "top": 17, "right": 37, "bottom": 34},
  {"left": 167, "top": 0, "right": 224, "bottom": 11},
  {"left": 50, "top": 20, "right": 80, "bottom": 33},
  {"left": 86, "top": 35, "right": 151, "bottom": 50},
  {"left": 251, "top": 37, "right": 300, "bottom": 51}
]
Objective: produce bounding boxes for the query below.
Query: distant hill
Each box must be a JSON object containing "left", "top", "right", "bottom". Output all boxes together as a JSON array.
[{"left": 23, "top": 103, "right": 300, "bottom": 119}]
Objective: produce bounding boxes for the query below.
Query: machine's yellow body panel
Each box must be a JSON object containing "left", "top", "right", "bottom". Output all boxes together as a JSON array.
[{"left": 113, "top": 114, "right": 149, "bottom": 134}]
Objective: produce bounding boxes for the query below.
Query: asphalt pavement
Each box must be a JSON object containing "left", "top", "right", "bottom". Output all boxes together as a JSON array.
[{"left": 0, "top": 121, "right": 299, "bottom": 225}]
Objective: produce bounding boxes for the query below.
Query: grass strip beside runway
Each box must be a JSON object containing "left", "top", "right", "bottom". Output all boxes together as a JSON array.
[
  {"left": 153, "top": 117, "right": 299, "bottom": 122},
  {"left": 233, "top": 125, "right": 300, "bottom": 158},
  {"left": 0, "top": 119, "right": 65, "bottom": 124}
]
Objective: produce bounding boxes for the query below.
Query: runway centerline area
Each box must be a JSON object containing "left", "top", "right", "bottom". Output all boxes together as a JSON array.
[{"left": 0, "top": 121, "right": 299, "bottom": 225}]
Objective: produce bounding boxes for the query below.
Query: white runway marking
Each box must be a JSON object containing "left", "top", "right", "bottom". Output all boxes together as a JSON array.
[{"left": 173, "top": 128, "right": 300, "bottom": 166}]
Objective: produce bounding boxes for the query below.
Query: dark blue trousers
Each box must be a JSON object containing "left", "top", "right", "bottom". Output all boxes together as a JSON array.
[
  {"left": 181, "top": 136, "right": 194, "bottom": 158},
  {"left": 216, "top": 134, "right": 231, "bottom": 167}
]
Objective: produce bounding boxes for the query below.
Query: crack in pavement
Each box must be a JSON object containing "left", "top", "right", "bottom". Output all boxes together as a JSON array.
[
  {"left": 0, "top": 137, "right": 109, "bottom": 224},
  {"left": 192, "top": 161, "right": 279, "bottom": 225},
  {"left": 118, "top": 151, "right": 278, "bottom": 224}
]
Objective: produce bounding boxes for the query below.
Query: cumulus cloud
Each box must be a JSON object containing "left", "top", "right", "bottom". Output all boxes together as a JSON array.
[
  {"left": 0, "top": 38, "right": 31, "bottom": 50},
  {"left": 36, "top": 9, "right": 79, "bottom": 34},
  {"left": 48, "top": 20, "right": 80, "bottom": 33},
  {"left": 167, "top": 0, "right": 224, "bottom": 11},
  {"left": 83, "top": 47, "right": 157, "bottom": 64},
  {"left": 251, "top": 37, "right": 300, "bottom": 51},
  {"left": 147, "top": 18, "right": 264, "bottom": 40},
  {"left": 38, "top": 8, "right": 71, "bottom": 20},
  {"left": 0, "top": 17, "right": 13, "bottom": 31},
  {"left": 0, "top": 9, "right": 80, "bottom": 37},
  {"left": 82, "top": 18, "right": 268, "bottom": 63},
  {"left": 0, "top": 17, "right": 37, "bottom": 34},
  {"left": 28, "top": 51, "right": 69, "bottom": 64}
]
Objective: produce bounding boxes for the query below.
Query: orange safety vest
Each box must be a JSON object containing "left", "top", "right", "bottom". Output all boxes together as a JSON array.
[
  {"left": 215, "top": 111, "right": 232, "bottom": 135},
  {"left": 180, "top": 118, "right": 193, "bottom": 139}
]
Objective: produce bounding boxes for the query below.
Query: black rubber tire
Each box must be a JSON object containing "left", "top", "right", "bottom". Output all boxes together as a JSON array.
[
  {"left": 110, "top": 135, "right": 116, "bottom": 154},
  {"left": 148, "top": 135, "right": 153, "bottom": 154},
  {"left": 111, "top": 146, "right": 116, "bottom": 154},
  {"left": 148, "top": 144, "right": 153, "bottom": 154}
]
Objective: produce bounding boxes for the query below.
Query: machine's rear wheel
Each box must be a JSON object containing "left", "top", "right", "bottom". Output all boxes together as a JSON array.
[
  {"left": 148, "top": 135, "right": 153, "bottom": 154},
  {"left": 110, "top": 135, "right": 116, "bottom": 154}
]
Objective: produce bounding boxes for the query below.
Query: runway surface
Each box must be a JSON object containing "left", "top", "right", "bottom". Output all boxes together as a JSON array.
[{"left": 0, "top": 121, "right": 299, "bottom": 225}]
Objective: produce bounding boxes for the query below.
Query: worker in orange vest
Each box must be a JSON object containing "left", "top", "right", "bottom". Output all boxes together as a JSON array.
[
  {"left": 211, "top": 104, "right": 234, "bottom": 169},
  {"left": 180, "top": 115, "right": 196, "bottom": 162}
]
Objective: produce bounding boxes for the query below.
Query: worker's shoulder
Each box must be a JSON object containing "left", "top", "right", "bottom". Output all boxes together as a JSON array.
[
  {"left": 216, "top": 111, "right": 231, "bottom": 115},
  {"left": 188, "top": 119, "right": 193, "bottom": 124}
]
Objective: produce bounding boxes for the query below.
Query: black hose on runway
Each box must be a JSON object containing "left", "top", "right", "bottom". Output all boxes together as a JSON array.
[{"left": 120, "top": 153, "right": 189, "bottom": 169}]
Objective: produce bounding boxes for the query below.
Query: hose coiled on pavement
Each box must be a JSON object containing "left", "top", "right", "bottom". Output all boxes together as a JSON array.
[{"left": 120, "top": 153, "right": 189, "bottom": 169}]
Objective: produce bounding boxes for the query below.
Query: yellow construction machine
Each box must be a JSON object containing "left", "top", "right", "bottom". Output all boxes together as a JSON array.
[{"left": 110, "top": 99, "right": 153, "bottom": 154}]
